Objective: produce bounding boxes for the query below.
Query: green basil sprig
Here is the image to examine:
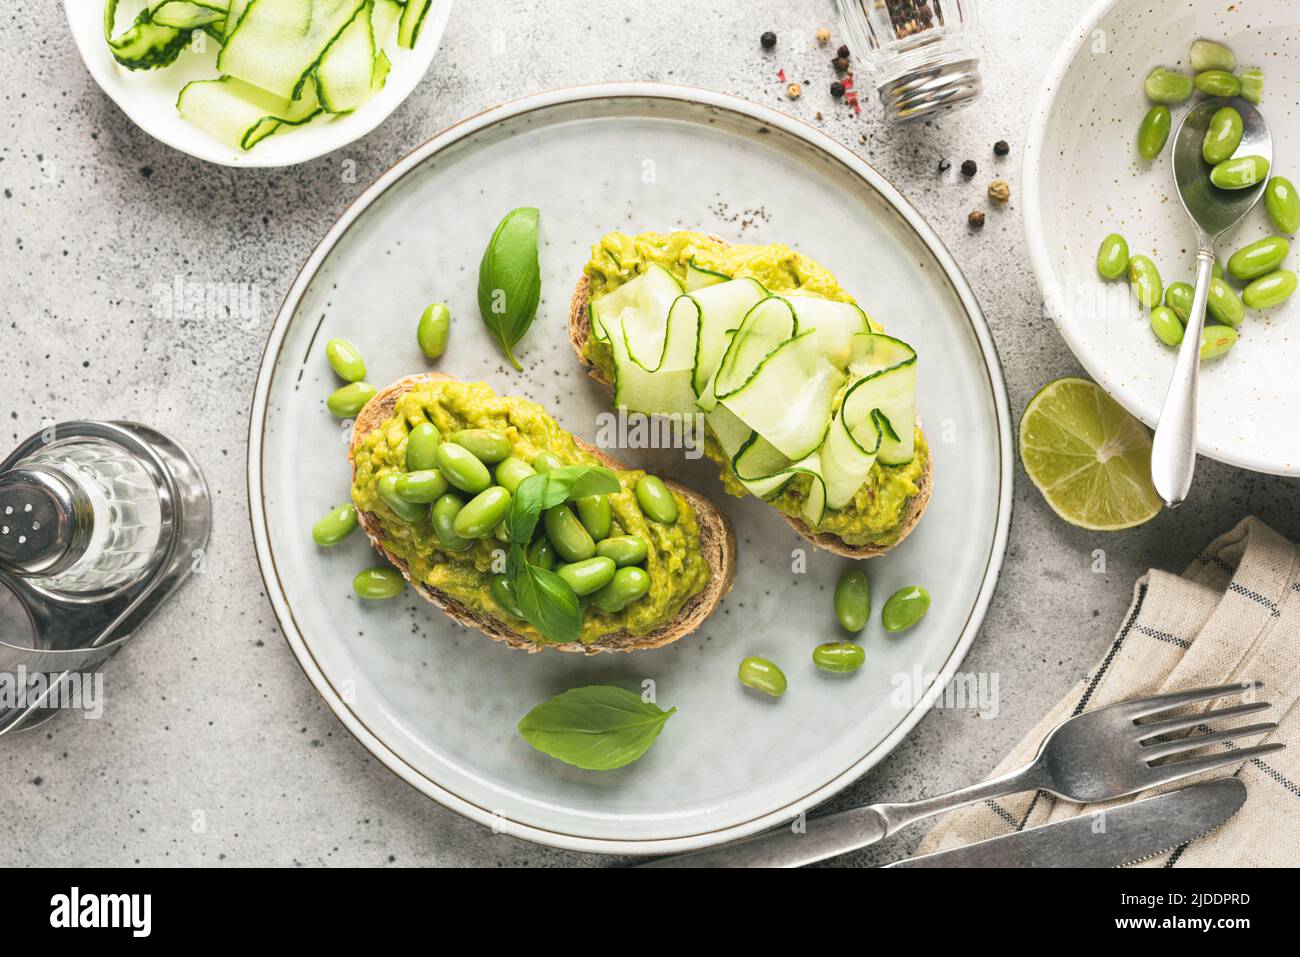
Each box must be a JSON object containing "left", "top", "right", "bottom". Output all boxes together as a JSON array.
[
  {"left": 507, "top": 544, "right": 582, "bottom": 644},
  {"left": 505, "top": 465, "right": 620, "bottom": 545},
  {"left": 477, "top": 207, "right": 541, "bottom": 371},
  {"left": 517, "top": 686, "right": 677, "bottom": 770}
]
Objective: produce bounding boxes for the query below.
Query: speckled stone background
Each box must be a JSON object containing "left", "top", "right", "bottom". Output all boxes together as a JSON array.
[{"left": 2, "top": 0, "right": 1296, "bottom": 867}]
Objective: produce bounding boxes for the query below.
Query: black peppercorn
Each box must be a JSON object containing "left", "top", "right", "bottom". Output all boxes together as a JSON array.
[
  {"left": 830, "top": 81, "right": 845, "bottom": 98},
  {"left": 968, "top": 210, "right": 985, "bottom": 229},
  {"left": 938, "top": 158, "right": 951, "bottom": 173},
  {"left": 760, "top": 31, "right": 777, "bottom": 49},
  {"left": 994, "top": 140, "right": 1010, "bottom": 156},
  {"left": 837, "top": 44, "right": 850, "bottom": 58},
  {"left": 961, "top": 159, "right": 977, "bottom": 177},
  {"left": 832, "top": 56, "right": 849, "bottom": 73}
]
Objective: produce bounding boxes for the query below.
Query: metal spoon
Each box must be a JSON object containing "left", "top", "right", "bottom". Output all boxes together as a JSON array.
[{"left": 1150, "top": 98, "right": 1272, "bottom": 507}]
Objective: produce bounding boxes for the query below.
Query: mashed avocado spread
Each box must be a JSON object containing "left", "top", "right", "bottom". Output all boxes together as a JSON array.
[
  {"left": 584, "top": 230, "right": 927, "bottom": 548},
  {"left": 351, "top": 380, "right": 711, "bottom": 644}
]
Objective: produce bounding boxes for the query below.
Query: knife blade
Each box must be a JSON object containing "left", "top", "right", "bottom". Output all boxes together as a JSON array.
[{"left": 887, "top": 777, "right": 1245, "bottom": 868}]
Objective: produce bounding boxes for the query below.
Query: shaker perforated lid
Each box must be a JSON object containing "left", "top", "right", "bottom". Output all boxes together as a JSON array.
[{"left": 0, "top": 467, "right": 93, "bottom": 578}]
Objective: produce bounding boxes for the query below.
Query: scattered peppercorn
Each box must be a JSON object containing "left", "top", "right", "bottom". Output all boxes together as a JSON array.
[
  {"left": 816, "top": 27, "right": 831, "bottom": 45},
  {"left": 938, "top": 158, "right": 951, "bottom": 173},
  {"left": 994, "top": 139, "right": 1010, "bottom": 156},
  {"left": 830, "top": 81, "right": 845, "bottom": 99},
  {"left": 968, "top": 210, "right": 986, "bottom": 229},
  {"left": 761, "top": 31, "right": 777, "bottom": 49},
  {"left": 837, "top": 44, "right": 850, "bottom": 58},
  {"left": 988, "top": 179, "right": 1011, "bottom": 203},
  {"left": 787, "top": 83, "right": 802, "bottom": 99},
  {"left": 832, "top": 56, "right": 850, "bottom": 73},
  {"left": 961, "top": 159, "right": 977, "bottom": 177},
  {"left": 815, "top": 111, "right": 824, "bottom": 121}
]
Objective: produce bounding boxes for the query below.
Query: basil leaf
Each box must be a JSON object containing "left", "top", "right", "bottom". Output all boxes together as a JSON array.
[
  {"left": 477, "top": 207, "right": 541, "bottom": 371},
  {"left": 505, "top": 466, "right": 621, "bottom": 544},
  {"left": 507, "top": 544, "right": 582, "bottom": 644},
  {"left": 517, "top": 686, "right": 677, "bottom": 771},
  {"left": 505, "top": 473, "right": 547, "bottom": 544}
]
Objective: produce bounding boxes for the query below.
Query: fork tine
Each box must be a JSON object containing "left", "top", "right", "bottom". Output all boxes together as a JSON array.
[
  {"left": 1119, "top": 681, "right": 1263, "bottom": 720},
  {"left": 1141, "top": 742, "right": 1285, "bottom": 789},
  {"left": 1142, "top": 722, "right": 1277, "bottom": 761},
  {"left": 1135, "top": 701, "right": 1272, "bottom": 739}
]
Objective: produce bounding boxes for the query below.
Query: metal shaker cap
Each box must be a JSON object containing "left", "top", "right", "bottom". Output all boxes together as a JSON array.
[{"left": 0, "top": 467, "right": 93, "bottom": 577}]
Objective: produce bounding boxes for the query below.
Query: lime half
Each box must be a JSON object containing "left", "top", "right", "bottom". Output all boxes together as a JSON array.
[{"left": 1019, "top": 378, "right": 1163, "bottom": 531}]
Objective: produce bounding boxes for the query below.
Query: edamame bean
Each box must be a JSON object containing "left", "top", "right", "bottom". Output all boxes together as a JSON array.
[
  {"left": 1214, "top": 260, "right": 1225, "bottom": 280},
  {"left": 1200, "top": 325, "right": 1238, "bottom": 361},
  {"left": 312, "top": 504, "right": 358, "bottom": 546},
  {"left": 543, "top": 504, "right": 596, "bottom": 562},
  {"left": 490, "top": 575, "right": 525, "bottom": 619},
  {"left": 1194, "top": 69, "right": 1241, "bottom": 97},
  {"left": 494, "top": 456, "right": 535, "bottom": 494},
  {"left": 1240, "top": 67, "right": 1264, "bottom": 105},
  {"left": 595, "top": 535, "right": 649, "bottom": 567},
  {"left": 1211, "top": 155, "right": 1270, "bottom": 190},
  {"left": 532, "top": 451, "right": 564, "bottom": 473},
  {"left": 1128, "top": 255, "right": 1162, "bottom": 308},
  {"left": 1227, "top": 236, "right": 1290, "bottom": 281},
  {"left": 377, "top": 473, "right": 429, "bottom": 524},
  {"left": 1096, "top": 233, "right": 1130, "bottom": 279},
  {"left": 353, "top": 567, "right": 405, "bottom": 599},
  {"left": 576, "top": 494, "right": 613, "bottom": 541},
  {"left": 1189, "top": 39, "right": 1236, "bottom": 73},
  {"left": 834, "top": 567, "right": 871, "bottom": 634},
  {"left": 556, "top": 556, "right": 616, "bottom": 597},
  {"left": 1243, "top": 269, "right": 1297, "bottom": 309},
  {"left": 448, "top": 429, "right": 511, "bottom": 464},
  {"left": 1149, "top": 306, "right": 1184, "bottom": 347},
  {"left": 1202, "top": 107, "right": 1243, "bottom": 166},
  {"left": 635, "top": 475, "right": 678, "bottom": 524},
  {"left": 431, "top": 493, "right": 472, "bottom": 551},
  {"left": 738, "top": 657, "right": 787, "bottom": 697},
  {"left": 405, "top": 421, "right": 441, "bottom": 471},
  {"left": 592, "top": 566, "right": 651, "bottom": 613},
  {"left": 453, "top": 486, "right": 512, "bottom": 538},
  {"left": 527, "top": 536, "right": 557, "bottom": 571},
  {"left": 1208, "top": 276, "right": 1245, "bottom": 327},
  {"left": 881, "top": 586, "right": 930, "bottom": 633},
  {"left": 326, "top": 381, "right": 376, "bottom": 418},
  {"left": 395, "top": 469, "right": 449, "bottom": 503},
  {"left": 1265, "top": 177, "right": 1299, "bottom": 234},
  {"left": 435, "top": 442, "right": 492, "bottom": 494},
  {"left": 1143, "top": 67, "right": 1193, "bottom": 104},
  {"left": 1164, "top": 282, "right": 1194, "bottom": 322},
  {"left": 1136, "top": 106, "right": 1170, "bottom": 161},
  {"left": 325, "top": 338, "right": 366, "bottom": 382},
  {"left": 417, "top": 303, "right": 450, "bottom": 359},
  {"left": 812, "top": 642, "right": 866, "bottom": 674}
]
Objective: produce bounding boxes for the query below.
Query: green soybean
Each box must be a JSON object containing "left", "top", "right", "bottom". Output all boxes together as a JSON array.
[
  {"left": 1227, "top": 237, "right": 1290, "bottom": 281},
  {"left": 812, "top": 642, "right": 866, "bottom": 674},
  {"left": 1202, "top": 107, "right": 1243, "bottom": 166},
  {"left": 543, "top": 505, "right": 596, "bottom": 562},
  {"left": 395, "top": 469, "right": 449, "bottom": 503},
  {"left": 494, "top": 456, "right": 535, "bottom": 494},
  {"left": 1143, "top": 67, "right": 1193, "bottom": 104},
  {"left": 738, "top": 657, "right": 787, "bottom": 698},
  {"left": 417, "top": 303, "right": 451, "bottom": 359},
  {"left": 1096, "top": 233, "right": 1130, "bottom": 279},
  {"left": 448, "top": 429, "right": 511, "bottom": 464},
  {"left": 353, "top": 567, "right": 405, "bottom": 600},
  {"left": 431, "top": 493, "right": 472, "bottom": 551},
  {"left": 1213, "top": 260, "right": 1225, "bottom": 280},
  {"left": 1164, "top": 282, "right": 1194, "bottom": 322},
  {"left": 1243, "top": 269, "right": 1297, "bottom": 309},
  {"left": 490, "top": 575, "right": 525, "bottom": 619},
  {"left": 1211, "top": 155, "right": 1270, "bottom": 190},
  {"left": 312, "top": 504, "right": 358, "bottom": 547},
  {"left": 1194, "top": 69, "right": 1241, "bottom": 97},
  {"left": 592, "top": 566, "right": 651, "bottom": 613},
  {"left": 1189, "top": 39, "right": 1236, "bottom": 73},
  {"left": 1265, "top": 177, "right": 1299, "bottom": 234},
  {"left": 1200, "top": 325, "right": 1238, "bottom": 361},
  {"left": 556, "top": 556, "right": 616, "bottom": 596},
  {"left": 635, "top": 475, "right": 678, "bottom": 524},
  {"left": 1149, "top": 306, "right": 1184, "bottom": 347},
  {"left": 1240, "top": 67, "right": 1264, "bottom": 105},
  {"left": 1128, "top": 255, "right": 1162, "bottom": 308},
  {"left": 576, "top": 494, "right": 613, "bottom": 541},
  {"left": 531, "top": 451, "right": 564, "bottom": 473},
  {"left": 881, "top": 586, "right": 930, "bottom": 633},
  {"left": 435, "top": 442, "right": 492, "bottom": 494},
  {"left": 595, "top": 535, "right": 649, "bottom": 567},
  {"left": 377, "top": 473, "right": 429, "bottom": 524},
  {"left": 833, "top": 567, "right": 871, "bottom": 633},
  {"left": 1136, "top": 107, "right": 1170, "bottom": 161},
  {"left": 527, "top": 536, "right": 557, "bottom": 571},
  {"left": 1207, "top": 277, "right": 1245, "bottom": 327},
  {"left": 453, "top": 486, "right": 512, "bottom": 538},
  {"left": 325, "top": 337, "right": 366, "bottom": 382},
  {"left": 405, "top": 422, "right": 441, "bottom": 471},
  {"left": 326, "top": 382, "right": 376, "bottom": 418}
]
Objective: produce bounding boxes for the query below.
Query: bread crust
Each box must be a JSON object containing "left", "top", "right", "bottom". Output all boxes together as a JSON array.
[{"left": 348, "top": 373, "right": 736, "bottom": 654}]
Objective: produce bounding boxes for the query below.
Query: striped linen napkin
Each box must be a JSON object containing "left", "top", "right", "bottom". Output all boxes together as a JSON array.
[{"left": 916, "top": 516, "right": 1298, "bottom": 867}]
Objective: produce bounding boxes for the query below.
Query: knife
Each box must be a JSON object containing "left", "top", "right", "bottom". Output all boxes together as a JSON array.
[{"left": 887, "top": 777, "right": 1245, "bottom": 867}]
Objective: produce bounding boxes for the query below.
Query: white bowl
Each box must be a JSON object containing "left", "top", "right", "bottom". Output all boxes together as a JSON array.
[
  {"left": 65, "top": 0, "right": 452, "bottom": 168},
  {"left": 1025, "top": 0, "right": 1300, "bottom": 476}
]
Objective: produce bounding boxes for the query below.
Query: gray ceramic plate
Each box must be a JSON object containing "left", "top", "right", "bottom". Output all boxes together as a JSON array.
[{"left": 248, "top": 85, "right": 1013, "bottom": 854}]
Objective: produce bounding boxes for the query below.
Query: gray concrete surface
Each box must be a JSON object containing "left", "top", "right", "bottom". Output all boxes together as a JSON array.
[{"left": 1, "top": 0, "right": 1296, "bottom": 867}]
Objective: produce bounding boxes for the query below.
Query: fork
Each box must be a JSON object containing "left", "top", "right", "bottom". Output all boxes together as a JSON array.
[{"left": 645, "top": 681, "right": 1282, "bottom": 868}]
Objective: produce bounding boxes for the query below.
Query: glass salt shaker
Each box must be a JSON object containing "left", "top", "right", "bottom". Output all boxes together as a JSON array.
[{"left": 833, "top": 0, "right": 982, "bottom": 124}]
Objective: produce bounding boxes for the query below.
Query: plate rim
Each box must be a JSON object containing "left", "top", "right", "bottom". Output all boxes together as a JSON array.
[
  {"left": 1022, "top": 0, "right": 1296, "bottom": 478},
  {"left": 245, "top": 82, "right": 1014, "bottom": 854}
]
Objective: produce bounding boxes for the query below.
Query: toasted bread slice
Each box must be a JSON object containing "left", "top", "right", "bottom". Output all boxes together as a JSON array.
[
  {"left": 568, "top": 253, "right": 932, "bottom": 559},
  {"left": 348, "top": 373, "right": 736, "bottom": 654}
]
